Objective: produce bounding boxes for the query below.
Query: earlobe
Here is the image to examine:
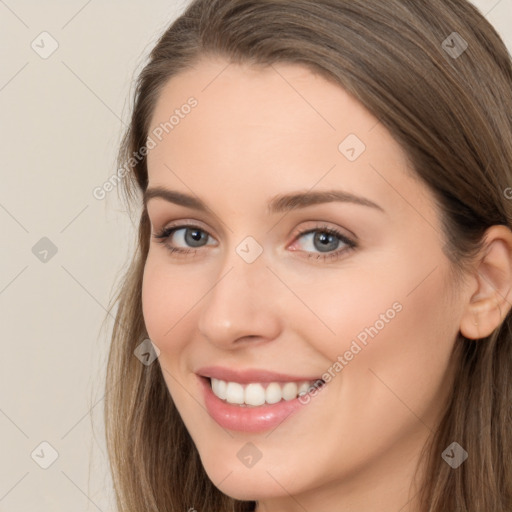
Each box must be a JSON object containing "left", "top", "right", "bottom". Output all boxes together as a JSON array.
[{"left": 459, "top": 225, "right": 512, "bottom": 340}]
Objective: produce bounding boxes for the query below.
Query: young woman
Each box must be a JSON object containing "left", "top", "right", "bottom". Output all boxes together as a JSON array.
[{"left": 104, "top": 1, "right": 512, "bottom": 510}]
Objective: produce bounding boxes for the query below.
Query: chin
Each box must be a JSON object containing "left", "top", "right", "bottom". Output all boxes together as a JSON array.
[{"left": 200, "top": 456, "right": 302, "bottom": 501}]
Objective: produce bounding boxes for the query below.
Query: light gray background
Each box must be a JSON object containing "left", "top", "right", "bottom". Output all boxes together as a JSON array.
[{"left": 0, "top": 1, "right": 510, "bottom": 510}]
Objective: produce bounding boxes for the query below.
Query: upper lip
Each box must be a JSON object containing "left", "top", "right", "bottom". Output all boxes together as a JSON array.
[{"left": 196, "top": 365, "right": 324, "bottom": 384}]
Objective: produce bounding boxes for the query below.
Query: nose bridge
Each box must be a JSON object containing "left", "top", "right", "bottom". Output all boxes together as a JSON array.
[{"left": 197, "top": 240, "right": 282, "bottom": 346}]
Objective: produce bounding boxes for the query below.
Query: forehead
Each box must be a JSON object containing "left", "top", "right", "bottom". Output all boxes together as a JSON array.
[{"left": 146, "top": 57, "right": 433, "bottom": 221}]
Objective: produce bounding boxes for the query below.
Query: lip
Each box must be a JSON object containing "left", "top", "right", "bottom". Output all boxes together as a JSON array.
[
  {"left": 197, "top": 370, "right": 326, "bottom": 433},
  {"left": 196, "top": 365, "right": 323, "bottom": 384}
]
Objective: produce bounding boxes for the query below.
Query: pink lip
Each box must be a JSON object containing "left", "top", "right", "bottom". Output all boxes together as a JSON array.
[
  {"left": 196, "top": 365, "right": 323, "bottom": 384},
  {"left": 198, "top": 376, "right": 312, "bottom": 432},
  {"left": 196, "top": 367, "right": 326, "bottom": 433}
]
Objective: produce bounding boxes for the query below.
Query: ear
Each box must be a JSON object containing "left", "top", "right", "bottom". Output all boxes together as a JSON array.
[{"left": 460, "top": 225, "right": 512, "bottom": 340}]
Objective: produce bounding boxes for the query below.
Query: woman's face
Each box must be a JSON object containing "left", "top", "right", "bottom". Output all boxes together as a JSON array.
[{"left": 142, "top": 57, "right": 468, "bottom": 508}]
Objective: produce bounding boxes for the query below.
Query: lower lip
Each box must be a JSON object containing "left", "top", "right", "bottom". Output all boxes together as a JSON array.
[{"left": 199, "top": 376, "right": 321, "bottom": 433}]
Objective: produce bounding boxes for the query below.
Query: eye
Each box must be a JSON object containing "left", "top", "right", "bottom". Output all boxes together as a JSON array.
[
  {"left": 289, "top": 224, "right": 357, "bottom": 262},
  {"left": 152, "top": 224, "right": 216, "bottom": 257},
  {"left": 151, "top": 222, "right": 357, "bottom": 263}
]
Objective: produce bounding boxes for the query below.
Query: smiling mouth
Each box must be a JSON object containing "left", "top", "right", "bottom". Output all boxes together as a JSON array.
[{"left": 206, "top": 377, "right": 325, "bottom": 407}]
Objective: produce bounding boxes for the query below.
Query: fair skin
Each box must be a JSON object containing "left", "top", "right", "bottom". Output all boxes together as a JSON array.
[{"left": 141, "top": 56, "right": 512, "bottom": 512}]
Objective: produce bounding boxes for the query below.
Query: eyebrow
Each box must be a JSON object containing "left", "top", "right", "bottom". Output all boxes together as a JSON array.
[{"left": 143, "top": 186, "right": 385, "bottom": 214}]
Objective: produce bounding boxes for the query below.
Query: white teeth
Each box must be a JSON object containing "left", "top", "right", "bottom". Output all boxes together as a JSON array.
[
  {"left": 225, "top": 382, "right": 244, "bottom": 404},
  {"left": 245, "top": 383, "right": 266, "bottom": 406},
  {"left": 211, "top": 377, "right": 227, "bottom": 400},
  {"left": 282, "top": 382, "right": 298, "bottom": 401},
  {"left": 297, "top": 382, "right": 310, "bottom": 395},
  {"left": 210, "top": 378, "right": 322, "bottom": 406},
  {"left": 265, "top": 382, "right": 282, "bottom": 404}
]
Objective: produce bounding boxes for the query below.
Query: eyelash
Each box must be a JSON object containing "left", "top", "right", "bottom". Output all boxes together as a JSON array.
[{"left": 151, "top": 223, "right": 357, "bottom": 263}]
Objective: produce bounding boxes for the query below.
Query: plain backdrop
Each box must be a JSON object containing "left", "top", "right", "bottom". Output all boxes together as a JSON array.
[{"left": 0, "top": 1, "right": 511, "bottom": 510}]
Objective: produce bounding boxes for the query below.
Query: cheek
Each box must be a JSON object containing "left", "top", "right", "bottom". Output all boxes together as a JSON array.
[
  {"left": 289, "top": 265, "right": 404, "bottom": 363},
  {"left": 335, "top": 267, "right": 458, "bottom": 441},
  {"left": 141, "top": 256, "right": 194, "bottom": 347},
  {"left": 303, "top": 256, "right": 458, "bottom": 444},
  {"left": 141, "top": 258, "right": 201, "bottom": 407}
]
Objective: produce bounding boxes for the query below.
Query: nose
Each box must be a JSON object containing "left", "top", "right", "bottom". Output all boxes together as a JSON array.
[{"left": 197, "top": 249, "right": 282, "bottom": 348}]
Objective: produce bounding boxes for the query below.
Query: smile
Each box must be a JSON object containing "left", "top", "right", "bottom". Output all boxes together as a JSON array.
[
  {"left": 210, "top": 378, "right": 323, "bottom": 406},
  {"left": 198, "top": 374, "right": 326, "bottom": 432}
]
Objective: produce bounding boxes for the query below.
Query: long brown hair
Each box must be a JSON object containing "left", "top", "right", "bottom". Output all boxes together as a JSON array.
[{"left": 104, "top": 1, "right": 512, "bottom": 510}]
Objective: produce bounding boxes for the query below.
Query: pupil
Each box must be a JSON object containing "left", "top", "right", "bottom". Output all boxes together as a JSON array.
[
  {"left": 187, "top": 228, "right": 206, "bottom": 247},
  {"left": 315, "top": 232, "right": 337, "bottom": 252}
]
